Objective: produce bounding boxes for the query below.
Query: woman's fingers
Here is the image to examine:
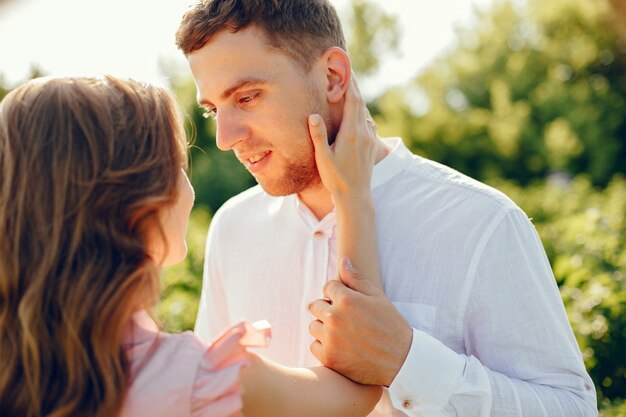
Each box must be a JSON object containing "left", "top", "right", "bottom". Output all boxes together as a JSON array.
[
  {"left": 351, "top": 73, "right": 368, "bottom": 132},
  {"left": 308, "top": 113, "right": 335, "bottom": 182},
  {"left": 308, "top": 114, "right": 331, "bottom": 158},
  {"left": 337, "top": 76, "right": 377, "bottom": 166},
  {"left": 365, "top": 106, "right": 377, "bottom": 132},
  {"left": 335, "top": 75, "right": 363, "bottom": 146},
  {"left": 307, "top": 74, "right": 377, "bottom": 194}
]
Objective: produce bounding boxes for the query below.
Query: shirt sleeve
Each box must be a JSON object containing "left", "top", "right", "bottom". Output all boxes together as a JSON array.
[
  {"left": 195, "top": 209, "right": 232, "bottom": 344},
  {"left": 388, "top": 208, "right": 598, "bottom": 416},
  {"left": 191, "top": 321, "right": 272, "bottom": 417}
]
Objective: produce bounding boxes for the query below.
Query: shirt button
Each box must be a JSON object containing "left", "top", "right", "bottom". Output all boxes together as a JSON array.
[
  {"left": 313, "top": 230, "right": 324, "bottom": 238},
  {"left": 585, "top": 383, "right": 592, "bottom": 391},
  {"left": 402, "top": 399, "right": 413, "bottom": 409}
]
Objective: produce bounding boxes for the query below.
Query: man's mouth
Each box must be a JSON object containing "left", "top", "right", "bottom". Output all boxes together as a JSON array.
[
  {"left": 242, "top": 150, "right": 271, "bottom": 172},
  {"left": 247, "top": 151, "right": 270, "bottom": 164}
]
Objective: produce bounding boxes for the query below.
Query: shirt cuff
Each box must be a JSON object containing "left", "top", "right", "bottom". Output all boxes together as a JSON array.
[{"left": 388, "top": 328, "right": 466, "bottom": 416}]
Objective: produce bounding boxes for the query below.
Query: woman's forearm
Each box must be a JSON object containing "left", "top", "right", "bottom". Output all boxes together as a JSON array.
[
  {"left": 334, "top": 192, "right": 382, "bottom": 290},
  {"left": 240, "top": 352, "right": 381, "bottom": 417}
]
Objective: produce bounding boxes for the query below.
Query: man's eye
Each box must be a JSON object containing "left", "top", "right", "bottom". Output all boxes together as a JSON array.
[
  {"left": 238, "top": 92, "right": 259, "bottom": 105},
  {"left": 201, "top": 107, "right": 217, "bottom": 119}
]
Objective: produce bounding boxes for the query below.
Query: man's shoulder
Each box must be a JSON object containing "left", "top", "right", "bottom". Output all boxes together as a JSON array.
[{"left": 397, "top": 151, "right": 520, "bottom": 213}]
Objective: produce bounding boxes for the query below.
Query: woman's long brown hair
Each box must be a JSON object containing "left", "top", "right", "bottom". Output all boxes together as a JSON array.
[{"left": 0, "top": 76, "right": 188, "bottom": 417}]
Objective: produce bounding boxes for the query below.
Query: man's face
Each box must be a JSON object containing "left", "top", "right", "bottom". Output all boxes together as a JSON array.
[{"left": 188, "top": 25, "right": 330, "bottom": 196}]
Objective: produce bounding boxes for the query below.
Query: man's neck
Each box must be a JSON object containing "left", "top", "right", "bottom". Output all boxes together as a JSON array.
[
  {"left": 297, "top": 137, "right": 392, "bottom": 221},
  {"left": 297, "top": 184, "right": 334, "bottom": 221}
]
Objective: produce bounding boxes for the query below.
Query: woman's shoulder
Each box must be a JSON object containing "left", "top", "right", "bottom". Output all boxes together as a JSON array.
[
  {"left": 120, "top": 312, "right": 271, "bottom": 417},
  {"left": 191, "top": 320, "right": 270, "bottom": 417}
]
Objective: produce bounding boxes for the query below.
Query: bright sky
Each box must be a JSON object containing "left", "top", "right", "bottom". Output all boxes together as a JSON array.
[{"left": 0, "top": 0, "right": 494, "bottom": 97}]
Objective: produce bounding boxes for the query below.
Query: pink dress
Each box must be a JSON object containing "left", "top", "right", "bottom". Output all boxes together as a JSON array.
[{"left": 119, "top": 311, "right": 270, "bottom": 417}]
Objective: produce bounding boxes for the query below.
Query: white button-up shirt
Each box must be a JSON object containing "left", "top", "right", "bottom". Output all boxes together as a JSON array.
[{"left": 195, "top": 138, "right": 597, "bottom": 416}]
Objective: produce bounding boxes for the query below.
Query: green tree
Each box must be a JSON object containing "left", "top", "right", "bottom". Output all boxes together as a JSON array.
[
  {"left": 345, "top": 0, "right": 400, "bottom": 76},
  {"left": 374, "top": 0, "right": 626, "bottom": 186}
]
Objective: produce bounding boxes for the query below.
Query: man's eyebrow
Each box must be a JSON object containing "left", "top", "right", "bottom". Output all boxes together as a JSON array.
[{"left": 198, "top": 78, "right": 269, "bottom": 107}]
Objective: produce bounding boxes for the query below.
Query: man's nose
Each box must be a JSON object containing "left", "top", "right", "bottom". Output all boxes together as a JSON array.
[{"left": 215, "top": 110, "right": 250, "bottom": 151}]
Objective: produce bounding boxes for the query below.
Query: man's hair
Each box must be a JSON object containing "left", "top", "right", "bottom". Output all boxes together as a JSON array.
[{"left": 176, "top": 0, "right": 346, "bottom": 71}]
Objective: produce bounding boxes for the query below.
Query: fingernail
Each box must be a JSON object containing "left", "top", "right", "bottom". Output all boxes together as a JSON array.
[
  {"left": 309, "top": 114, "right": 321, "bottom": 126},
  {"left": 345, "top": 257, "right": 354, "bottom": 271}
]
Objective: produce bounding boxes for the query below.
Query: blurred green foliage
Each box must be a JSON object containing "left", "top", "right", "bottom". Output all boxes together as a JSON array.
[
  {"left": 374, "top": 0, "right": 626, "bottom": 186},
  {"left": 345, "top": 0, "right": 400, "bottom": 76},
  {"left": 601, "top": 397, "right": 626, "bottom": 416},
  {"left": 156, "top": 208, "right": 211, "bottom": 332},
  {"left": 0, "top": 81, "right": 8, "bottom": 100}
]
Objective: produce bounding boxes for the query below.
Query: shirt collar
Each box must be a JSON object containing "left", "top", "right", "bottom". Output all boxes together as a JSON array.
[
  {"left": 294, "top": 196, "right": 337, "bottom": 231},
  {"left": 371, "top": 137, "right": 413, "bottom": 190},
  {"left": 292, "top": 137, "right": 413, "bottom": 227}
]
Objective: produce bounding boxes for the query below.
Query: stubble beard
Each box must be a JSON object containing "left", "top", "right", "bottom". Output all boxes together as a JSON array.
[
  {"left": 257, "top": 143, "right": 323, "bottom": 197},
  {"left": 256, "top": 83, "right": 336, "bottom": 197}
]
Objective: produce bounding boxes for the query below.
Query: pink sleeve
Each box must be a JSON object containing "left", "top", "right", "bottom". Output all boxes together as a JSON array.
[{"left": 191, "top": 321, "right": 271, "bottom": 417}]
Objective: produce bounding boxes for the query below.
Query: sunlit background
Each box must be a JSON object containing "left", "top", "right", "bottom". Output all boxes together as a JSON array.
[
  {"left": 0, "top": 0, "right": 494, "bottom": 96},
  {"left": 1, "top": 0, "right": 626, "bottom": 414}
]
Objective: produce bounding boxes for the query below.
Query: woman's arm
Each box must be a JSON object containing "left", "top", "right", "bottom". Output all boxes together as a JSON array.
[
  {"left": 241, "top": 352, "right": 381, "bottom": 417},
  {"left": 308, "top": 75, "right": 382, "bottom": 290}
]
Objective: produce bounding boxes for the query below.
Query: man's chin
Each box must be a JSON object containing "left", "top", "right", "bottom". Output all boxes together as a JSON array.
[
  {"left": 256, "top": 176, "right": 322, "bottom": 197},
  {"left": 257, "top": 182, "right": 304, "bottom": 197}
]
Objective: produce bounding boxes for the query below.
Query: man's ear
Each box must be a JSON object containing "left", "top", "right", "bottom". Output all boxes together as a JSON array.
[{"left": 321, "top": 47, "right": 351, "bottom": 104}]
